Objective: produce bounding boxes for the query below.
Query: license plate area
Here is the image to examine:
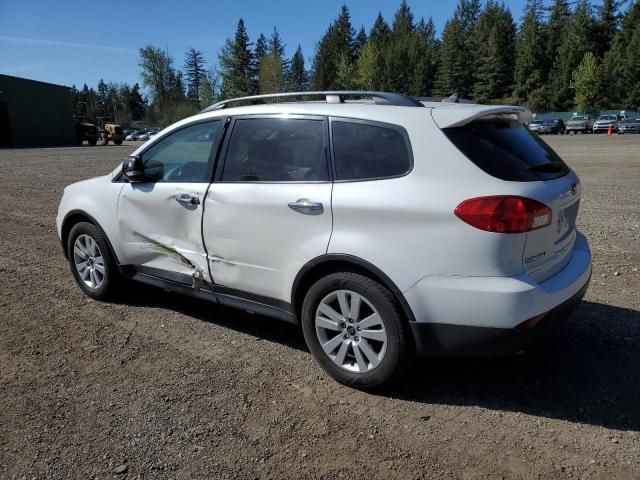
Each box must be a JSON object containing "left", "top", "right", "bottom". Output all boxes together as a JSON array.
[{"left": 555, "top": 200, "right": 579, "bottom": 245}]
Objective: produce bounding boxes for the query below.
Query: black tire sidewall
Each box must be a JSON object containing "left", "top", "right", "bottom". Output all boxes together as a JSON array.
[
  {"left": 301, "top": 272, "right": 405, "bottom": 389},
  {"left": 67, "top": 222, "right": 118, "bottom": 300}
]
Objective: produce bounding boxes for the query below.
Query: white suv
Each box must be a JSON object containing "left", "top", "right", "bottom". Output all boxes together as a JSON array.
[{"left": 57, "top": 91, "right": 592, "bottom": 388}]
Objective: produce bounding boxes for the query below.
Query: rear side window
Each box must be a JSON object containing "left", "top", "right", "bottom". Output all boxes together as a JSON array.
[
  {"left": 221, "top": 117, "right": 328, "bottom": 182},
  {"left": 332, "top": 121, "right": 412, "bottom": 181},
  {"left": 443, "top": 115, "right": 570, "bottom": 182}
]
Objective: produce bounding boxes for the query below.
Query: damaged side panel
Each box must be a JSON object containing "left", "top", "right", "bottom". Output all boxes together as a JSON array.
[{"left": 116, "top": 183, "right": 211, "bottom": 287}]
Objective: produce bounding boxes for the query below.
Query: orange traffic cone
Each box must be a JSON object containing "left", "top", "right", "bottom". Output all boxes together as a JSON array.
[{"left": 607, "top": 124, "right": 613, "bottom": 136}]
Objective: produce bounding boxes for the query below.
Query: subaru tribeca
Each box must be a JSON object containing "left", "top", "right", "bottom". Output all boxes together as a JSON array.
[{"left": 57, "top": 91, "right": 592, "bottom": 388}]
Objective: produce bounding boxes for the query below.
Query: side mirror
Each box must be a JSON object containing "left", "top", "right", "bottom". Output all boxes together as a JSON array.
[{"left": 122, "top": 155, "right": 145, "bottom": 182}]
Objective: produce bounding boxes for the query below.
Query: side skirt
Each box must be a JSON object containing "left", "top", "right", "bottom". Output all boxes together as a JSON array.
[{"left": 127, "top": 268, "right": 298, "bottom": 325}]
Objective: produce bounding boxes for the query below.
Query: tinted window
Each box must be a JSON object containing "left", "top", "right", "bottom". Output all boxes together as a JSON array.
[
  {"left": 332, "top": 121, "right": 411, "bottom": 181},
  {"left": 142, "top": 120, "right": 221, "bottom": 182},
  {"left": 222, "top": 118, "right": 328, "bottom": 182},
  {"left": 443, "top": 115, "right": 570, "bottom": 182}
]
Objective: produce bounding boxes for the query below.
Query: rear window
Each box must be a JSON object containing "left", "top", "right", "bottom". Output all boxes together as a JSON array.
[
  {"left": 332, "top": 121, "right": 412, "bottom": 181},
  {"left": 443, "top": 115, "right": 570, "bottom": 182}
]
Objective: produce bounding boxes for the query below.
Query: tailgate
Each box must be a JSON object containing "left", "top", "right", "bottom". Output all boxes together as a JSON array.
[{"left": 523, "top": 175, "right": 581, "bottom": 282}]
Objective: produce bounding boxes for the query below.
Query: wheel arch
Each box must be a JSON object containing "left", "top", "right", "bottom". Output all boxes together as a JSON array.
[
  {"left": 60, "top": 210, "right": 120, "bottom": 264},
  {"left": 291, "top": 254, "right": 417, "bottom": 325}
]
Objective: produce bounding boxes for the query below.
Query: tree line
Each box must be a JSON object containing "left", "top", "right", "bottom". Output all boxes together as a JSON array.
[{"left": 74, "top": 0, "right": 640, "bottom": 127}]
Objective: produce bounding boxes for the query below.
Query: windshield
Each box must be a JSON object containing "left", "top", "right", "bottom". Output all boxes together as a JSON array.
[
  {"left": 571, "top": 116, "right": 587, "bottom": 121},
  {"left": 623, "top": 118, "right": 640, "bottom": 123},
  {"left": 443, "top": 115, "right": 570, "bottom": 182},
  {"left": 543, "top": 119, "right": 558, "bottom": 124},
  {"left": 598, "top": 115, "right": 616, "bottom": 121},
  {"left": 530, "top": 120, "right": 542, "bottom": 125}
]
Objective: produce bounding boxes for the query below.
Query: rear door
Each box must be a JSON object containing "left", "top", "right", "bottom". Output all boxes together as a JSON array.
[{"left": 202, "top": 114, "right": 333, "bottom": 302}]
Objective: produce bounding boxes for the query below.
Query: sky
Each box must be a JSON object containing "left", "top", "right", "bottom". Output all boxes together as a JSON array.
[{"left": 1, "top": 0, "right": 540, "bottom": 90}]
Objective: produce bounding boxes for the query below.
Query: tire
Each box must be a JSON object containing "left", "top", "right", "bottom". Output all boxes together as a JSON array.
[
  {"left": 88, "top": 137, "right": 98, "bottom": 146},
  {"left": 114, "top": 139, "right": 123, "bottom": 145},
  {"left": 67, "top": 222, "right": 120, "bottom": 300},
  {"left": 301, "top": 272, "right": 408, "bottom": 389}
]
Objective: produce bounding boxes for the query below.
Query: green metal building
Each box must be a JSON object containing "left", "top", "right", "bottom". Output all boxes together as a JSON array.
[{"left": 0, "top": 74, "right": 76, "bottom": 147}]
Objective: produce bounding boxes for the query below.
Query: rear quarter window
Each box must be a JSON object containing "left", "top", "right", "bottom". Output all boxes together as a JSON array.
[
  {"left": 443, "top": 115, "right": 570, "bottom": 182},
  {"left": 332, "top": 120, "right": 412, "bottom": 181}
]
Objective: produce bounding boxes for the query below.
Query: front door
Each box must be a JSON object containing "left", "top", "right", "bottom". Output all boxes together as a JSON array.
[
  {"left": 116, "top": 119, "right": 223, "bottom": 285},
  {"left": 202, "top": 115, "right": 333, "bottom": 303}
]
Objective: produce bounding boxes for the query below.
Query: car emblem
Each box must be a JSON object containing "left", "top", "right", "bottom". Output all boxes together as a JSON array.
[{"left": 571, "top": 183, "right": 577, "bottom": 196}]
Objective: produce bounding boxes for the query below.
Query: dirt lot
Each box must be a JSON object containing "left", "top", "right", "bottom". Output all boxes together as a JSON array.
[{"left": 1, "top": 134, "right": 639, "bottom": 479}]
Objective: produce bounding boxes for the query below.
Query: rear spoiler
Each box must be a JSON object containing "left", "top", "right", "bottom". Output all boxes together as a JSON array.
[{"left": 428, "top": 105, "right": 531, "bottom": 129}]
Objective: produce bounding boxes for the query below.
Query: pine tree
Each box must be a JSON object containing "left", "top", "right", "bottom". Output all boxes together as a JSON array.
[
  {"left": 254, "top": 33, "right": 268, "bottom": 65},
  {"left": 392, "top": 0, "right": 414, "bottom": 36},
  {"left": 547, "top": 0, "right": 595, "bottom": 111},
  {"left": 288, "top": 45, "right": 308, "bottom": 91},
  {"left": 514, "top": 0, "right": 547, "bottom": 109},
  {"left": 128, "top": 83, "right": 146, "bottom": 120},
  {"left": 96, "top": 79, "right": 108, "bottom": 115},
  {"left": 543, "top": 0, "right": 571, "bottom": 77},
  {"left": 472, "top": 1, "right": 516, "bottom": 103},
  {"left": 602, "top": 1, "right": 640, "bottom": 108},
  {"left": 412, "top": 17, "right": 439, "bottom": 96},
  {"left": 354, "top": 26, "right": 368, "bottom": 59},
  {"left": 383, "top": 2, "right": 416, "bottom": 93},
  {"left": 183, "top": 48, "right": 207, "bottom": 106},
  {"left": 310, "top": 5, "right": 355, "bottom": 89},
  {"left": 594, "top": 0, "right": 621, "bottom": 58},
  {"left": 369, "top": 12, "right": 390, "bottom": 44},
  {"left": 218, "top": 19, "right": 255, "bottom": 99}
]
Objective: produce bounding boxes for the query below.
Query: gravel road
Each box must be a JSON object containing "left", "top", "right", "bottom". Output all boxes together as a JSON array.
[{"left": 1, "top": 134, "right": 639, "bottom": 479}]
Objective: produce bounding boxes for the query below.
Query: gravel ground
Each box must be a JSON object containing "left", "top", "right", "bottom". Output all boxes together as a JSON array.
[{"left": 1, "top": 135, "right": 639, "bottom": 479}]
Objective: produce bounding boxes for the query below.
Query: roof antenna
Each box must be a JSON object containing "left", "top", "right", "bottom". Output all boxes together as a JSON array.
[{"left": 443, "top": 92, "right": 460, "bottom": 103}]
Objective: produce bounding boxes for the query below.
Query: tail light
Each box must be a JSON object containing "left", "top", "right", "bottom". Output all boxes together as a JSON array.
[{"left": 454, "top": 196, "right": 551, "bottom": 233}]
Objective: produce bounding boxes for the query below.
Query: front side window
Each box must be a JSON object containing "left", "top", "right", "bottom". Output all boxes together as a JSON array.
[
  {"left": 221, "top": 117, "right": 328, "bottom": 182},
  {"left": 332, "top": 121, "right": 412, "bottom": 181},
  {"left": 142, "top": 120, "right": 221, "bottom": 183}
]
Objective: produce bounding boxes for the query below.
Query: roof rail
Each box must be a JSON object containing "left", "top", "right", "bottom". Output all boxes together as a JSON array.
[{"left": 200, "top": 91, "right": 424, "bottom": 112}]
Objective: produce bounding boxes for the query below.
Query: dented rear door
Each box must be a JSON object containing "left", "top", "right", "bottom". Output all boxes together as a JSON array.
[{"left": 116, "top": 119, "right": 224, "bottom": 285}]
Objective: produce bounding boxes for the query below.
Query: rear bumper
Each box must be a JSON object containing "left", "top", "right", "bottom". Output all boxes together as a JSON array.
[
  {"left": 404, "top": 232, "right": 591, "bottom": 356},
  {"left": 409, "top": 276, "right": 589, "bottom": 356}
]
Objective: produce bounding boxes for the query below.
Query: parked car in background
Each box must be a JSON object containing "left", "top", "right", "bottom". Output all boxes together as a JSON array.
[
  {"left": 125, "top": 130, "right": 146, "bottom": 141},
  {"left": 528, "top": 120, "right": 543, "bottom": 133},
  {"left": 137, "top": 131, "right": 157, "bottom": 141},
  {"left": 593, "top": 114, "right": 622, "bottom": 133},
  {"left": 537, "top": 119, "right": 566, "bottom": 135},
  {"left": 56, "top": 90, "right": 591, "bottom": 388},
  {"left": 565, "top": 115, "right": 594, "bottom": 134},
  {"left": 617, "top": 118, "right": 640, "bottom": 134}
]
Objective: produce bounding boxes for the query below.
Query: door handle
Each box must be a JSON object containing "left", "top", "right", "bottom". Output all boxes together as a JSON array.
[
  {"left": 288, "top": 199, "right": 323, "bottom": 214},
  {"left": 175, "top": 193, "right": 200, "bottom": 205}
]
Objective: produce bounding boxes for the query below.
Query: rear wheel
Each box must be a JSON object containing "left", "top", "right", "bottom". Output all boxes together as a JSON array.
[
  {"left": 301, "top": 272, "right": 407, "bottom": 389},
  {"left": 67, "top": 222, "right": 120, "bottom": 300},
  {"left": 88, "top": 137, "right": 98, "bottom": 146}
]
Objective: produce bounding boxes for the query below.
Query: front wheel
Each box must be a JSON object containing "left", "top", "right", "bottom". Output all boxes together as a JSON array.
[
  {"left": 67, "top": 222, "right": 121, "bottom": 300},
  {"left": 301, "top": 272, "right": 408, "bottom": 389}
]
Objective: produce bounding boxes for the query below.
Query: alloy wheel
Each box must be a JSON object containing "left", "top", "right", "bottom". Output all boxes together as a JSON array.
[
  {"left": 314, "top": 289, "right": 387, "bottom": 373},
  {"left": 73, "top": 234, "right": 105, "bottom": 289}
]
